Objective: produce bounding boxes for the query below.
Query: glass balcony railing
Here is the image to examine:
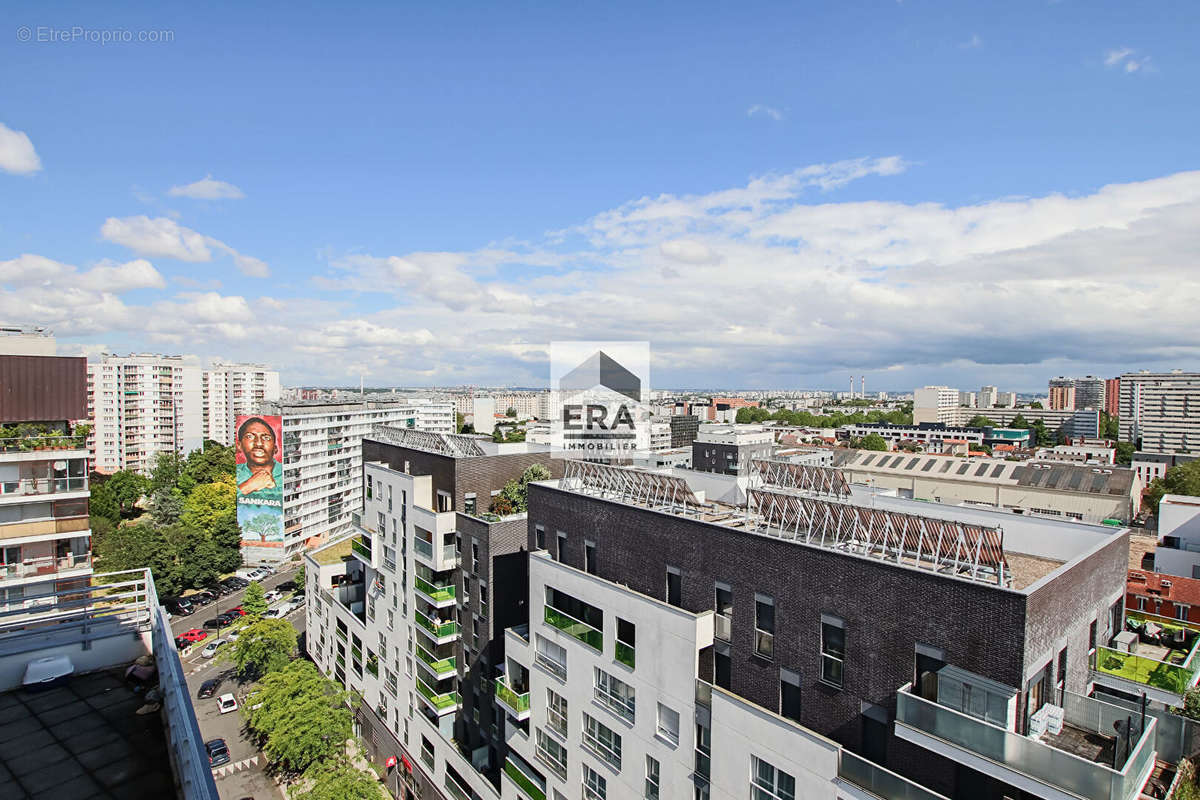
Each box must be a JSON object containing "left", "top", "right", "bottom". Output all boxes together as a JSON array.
[
  {"left": 351, "top": 536, "right": 372, "bottom": 562},
  {"left": 837, "top": 751, "right": 949, "bottom": 800},
  {"left": 896, "top": 684, "right": 1157, "bottom": 800},
  {"left": 414, "top": 575, "right": 455, "bottom": 603},
  {"left": 544, "top": 604, "right": 602, "bottom": 651},
  {"left": 0, "top": 553, "right": 92, "bottom": 579},
  {"left": 416, "top": 674, "right": 460, "bottom": 712},
  {"left": 615, "top": 640, "right": 635, "bottom": 669},
  {"left": 413, "top": 537, "right": 434, "bottom": 560},
  {"left": 414, "top": 609, "right": 460, "bottom": 639},
  {"left": 1092, "top": 645, "right": 1200, "bottom": 695},
  {"left": 0, "top": 476, "right": 89, "bottom": 497},
  {"left": 504, "top": 756, "right": 547, "bottom": 800},
  {"left": 415, "top": 642, "right": 456, "bottom": 675},
  {"left": 495, "top": 674, "right": 531, "bottom": 715}
]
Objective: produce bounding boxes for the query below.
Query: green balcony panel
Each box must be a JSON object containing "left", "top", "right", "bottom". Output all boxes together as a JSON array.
[
  {"left": 505, "top": 759, "right": 546, "bottom": 800},
  {"left": 545, "top": 605, "right": 603, "bottom": 651},
  {"left": 415, "top": 575, "right": 456, "bottom": 603},
  {"left": 496, "top": 676, "right": 531, "bottom": 712},
  {"left": 615, "top": 641, "right": 635, "bottom": 669}
]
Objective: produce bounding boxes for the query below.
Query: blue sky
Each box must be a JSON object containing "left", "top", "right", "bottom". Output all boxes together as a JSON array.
[{"left": 1, "top": 1, "right": 1198, "bottom": 391}]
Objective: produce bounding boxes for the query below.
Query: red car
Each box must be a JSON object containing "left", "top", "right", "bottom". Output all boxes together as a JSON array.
[
  {"left": 226, "top": 607, "right": 246, "bottom": 617},
  {"left": 179, "top": 628, "right": 208, "bottom": 643}
]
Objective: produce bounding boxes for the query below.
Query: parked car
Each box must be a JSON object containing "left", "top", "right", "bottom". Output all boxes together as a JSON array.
[
  {"left": 201, "top": 639, "right": 226, "bottom": 658},
  {"left": 217, "top": 693, "right": 238, "bottom": 714},
  {"left": 174, "top": 636, "right": 191, "bottom": 650},
  {"left": 197, "top": 678, "right": 222, "bottom": 699},
  {"left": 214, "top": 583, "right": 235, "bottom": 597},
  {"left": 195, "top": 590, "right": 218, "bottom": 603},
  {"left": 168, "top": 599, "right": 194, "bottom": 616},
  {"left": 226, "top": 606, "right": 246, "bottom": 617},
  {"left": 206, "top": 738, "right": 231, "bottom": 767},
  {"left": 263, "top": 589, "right": 282, "bottom": 602},
  {"left": 179, "top": 628, "right": 208, "bottom": 643},
  {"left": 202, "top": 616, "right": 232, "bottom": 630},
  {"left": 226, "top": 629, "right": 240, "bottom": 642}
]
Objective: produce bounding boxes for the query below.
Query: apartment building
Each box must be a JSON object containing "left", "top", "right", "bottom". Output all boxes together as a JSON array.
[
  {"left": 1049, "top": 377, "right": 1106, "bottom": 412},
  {"left": 691, "top": 426, "right": 773, "bottom": 475},
  {"left": 0, "top": 351, "right": 93, "bottom": 612},
  {"left": 201, "top": 361, "right": 281, "bottom": 445},
  {"left": 303, "top": 428, "right": 563, "bottom": 800},
  {"left": 1106, "top": 379, "right": 1121, "bottom": 417},
  {"left": 243, "top": 400, "right": 455, "bottom": 564},
  {"left": 912, "top": 387, "right": 960, "bottom": 424},
  {"left": 1131, "top": 452, "right": 1198, "bottom": 489},
  {"left": 87, "top": 354, "right": 204, "bottom": 474},
  {"left": 1049, "top": 378, "right": 1076, "bottom": 411},
  {"left": 1119, "top": 371, "right": 1200, "bottom": 454},
  {"left": 667, "top": 414, "right": 699, "bottom": 448},
  {"left": 978, "top": 386, "right": 998, "bottom": 409}
]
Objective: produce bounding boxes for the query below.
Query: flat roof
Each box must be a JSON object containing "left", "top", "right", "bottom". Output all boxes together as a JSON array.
[
  {"left": 311, "top": 538, "right": 354, "bottom": 565},
  {"left": 367, "top": 425, "right": 554, "bottom": 458}
]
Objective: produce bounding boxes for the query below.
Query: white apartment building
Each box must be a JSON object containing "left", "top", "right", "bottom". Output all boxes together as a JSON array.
[
  {"left": 912, "top": 386, "right": 960, "bottom": 424},
  {"left": 245, "top": 401, "right": 455, "bottom": 564},
  {"left": 1119, "top": 371, "right": 1200, "bottom": 454},
  {"left": 978, "top": 386, "right": 998, "bottom": 409},
  {"left": 201, "top": 362, "right": 281, "bottom": 445},
  {"left": 87, "top": 354, "right": 204, "bottom": 475}
]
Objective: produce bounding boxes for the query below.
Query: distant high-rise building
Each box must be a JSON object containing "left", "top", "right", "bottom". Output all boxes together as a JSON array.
[
  {"left": 994, "top": 390, "right": 1018, "bottom": 408},
  {"left": 1105, "top": 377, "right": 1121, "bottom": 417},
  {"left": 1119, "top": 370, "right": 1200, "bottom": 454},
  {"left": 978, "top": 385, "right": 998, "bottom": 408},
  {"left": 202, "top": 362, "right": 281, "bottom": 446},
  {"left": 958, "top": 390, "right": 976, "bottom": 408},
  {"left": 1048, "top": 377, "right": 1076, "bottom": 411},
  {"left": 1074, "top": 376, "right": 1105, "bottom": 411},
  {"left": 913, "top": 386, "right": 959, "bottom": 424}
]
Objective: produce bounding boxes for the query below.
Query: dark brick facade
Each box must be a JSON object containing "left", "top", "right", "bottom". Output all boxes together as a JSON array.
[
  {"left": 669, "top": 415, "right": 699, "bottom": 448},
  {"left": 691, "top": 439, "right": 773, "bottom": 474},
  {"left": 527, "top": 481, "right": 1126, "bottom": 796}
]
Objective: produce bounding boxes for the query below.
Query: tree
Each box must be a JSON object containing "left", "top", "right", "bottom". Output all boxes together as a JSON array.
[
  {"left": 89, "top": 480, "right": 119, "bottom": 526},
  {"left": 1115, "top": 441, "right": 1136, "bottom": 466},
  {"left": 232, "top": 617, "right": 297, "bottom": 679},
  {"left": 455, "top": 412, "right": 465, "bottom": 434},
  {"left": 94, "top": 520, "right": 159, "bottom": 573},
  {"left": 967, "top": 415, "right": 997, "bottom": 428},
  {"left": 1101, "top": 412, "right": 1121, "bottom": 441},
  {"left": 1145, "top": 461, "right": 1200, "bottom": 514},
  {"left": 505, "top": 407, "right": 517, "bottom": 417},
  {"left": 293, "top": 760, "right": 386, "bottom": 800},
  {"left": 1030, "top": 401, "right": 1044, "bottom": 409},
  {"left": 211, "top": 511, "right": 243, "bottom": 574},
  {"left": 858, "top": 433, "right": 888, "bottom": 451},
  {"left": 150, "top": 451, "right": 195, "bottom": 496},
  {"left": 181, "top": 481, "right": 236, "bottom": 534},
  {"left": 184, "top": 441, "right": 236, "bottom": 486},
  {"left": 1181, "top": 687, "right": 1200, "bottom": 722},
  {"left": 294, "top": 563, "right": 306, "bottom": 590},
  {"left": 104, "top": 470, "right": 150, "bottom": 517},
  {"left": 149, "top": 488, "right": 184, "bottom": 526},
  {"left": 243, "top": 581, "right": 268, "bottom": 617},
  {"left": 1010, "top": 414, "right": 1030, "bottom": 432},
  {"left": 244, "top": 659, "right": 353, "bottom": 774}
]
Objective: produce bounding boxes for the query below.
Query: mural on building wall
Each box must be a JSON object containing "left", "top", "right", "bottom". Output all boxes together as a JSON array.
[{"left": 235, "top": 414, "right": 284, "bottom": 542}]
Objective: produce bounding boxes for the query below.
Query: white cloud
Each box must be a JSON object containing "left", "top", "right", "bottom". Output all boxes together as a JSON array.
[
  {"left": 959, "top": 33, "right": 982, "bottom": 49},
  {"left": 0, "top": 254, "right": 165, "bottom": 291},
  {"left": 0, "top": 122, "right": 42, "bottom": 175},
  {"left": 167, "top": 175, "right": 245, "bottom": 199},
  {"left": 1105, "top": 47, "right": 1151, "bottom": 73},
  {"left": 101, "top": 215, "right": 270, "bottom": 277},
  {"left": 747, "top": 104, "right": 783, "bottom": 121}
]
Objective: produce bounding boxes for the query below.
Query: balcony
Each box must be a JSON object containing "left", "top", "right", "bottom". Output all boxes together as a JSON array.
[
  {"left": 0, "top": 476, "right": 88, "bottom": 499},
  {"left": 495, "top": 673, "right": 531, "bottom": 721},
  {"left": 351, "top": 535, "right": 373, "bottom": 564},
  {"left": 0, "top": 552, "right": 92, "bottom": 580},
  {"left": 1091, "top": 612, "right": 1200, "bottom": 704},
  {"left": 414, "top": 608, "right": 460, "bottom": 643},
  {"left": 837, "top": 751, "right": 949, "bottom": 800},
  {"left": 0, "top": 433, "right": 88, "bottom": 454},
  {"left": 895, "top": 683, "right": 1156, "bottom": 800},
  {"left": 0, "top": 515, "right": 89, "bottom": 542},
  {"left": 504, "top": 755, "right": 547, "bottom": 800},
  {"left": 414, "top": 575, "right": 456, "bottom": 607},
  {"left": 544, "top": 604, "right": 602, "bottom": 651},
  {"left": 415, "top": 674, "right": 460, "bottom": 716},
  {"left": 413, "top": 536, "right": 434, "bottom": 561},
  {"left": 415, "top": 641, "right": 457, "bottom": 679}
]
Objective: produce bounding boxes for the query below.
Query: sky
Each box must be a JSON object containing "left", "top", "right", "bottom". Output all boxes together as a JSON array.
[{"left": 1, "top": 1, "right": 1198, "bottom": 391}]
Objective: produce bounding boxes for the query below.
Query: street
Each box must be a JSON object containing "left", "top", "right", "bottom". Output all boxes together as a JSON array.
[{"left": 173, "top": 566, "right": 306, "bottom": 800}]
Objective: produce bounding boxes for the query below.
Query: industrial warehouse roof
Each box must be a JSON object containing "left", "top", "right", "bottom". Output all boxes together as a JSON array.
[{"left": 838, "top": 451, "right": 1137, "bottom": 497}]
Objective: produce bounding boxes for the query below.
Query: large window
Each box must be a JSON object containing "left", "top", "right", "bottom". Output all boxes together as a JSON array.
[
  {"left": 616, "top": 617, "right": 636, "bottom": 669},
  {"left": 544, "top": 587, "right": 603, "bottom": 651},
  {"left": 656, "top": 703, "right": 680, "bottom": 746},
  {"left": 535, "top": 634, "right": 567, "bottom": 680},
  {"left": 714, "top": 582, "right": 732, "bottom": 641},
  {"left": 582, "top": 713, "right": 622, "bottom": 769},
  {"left": 594, "top": 667, "right": 635, "bottom": 722},
  {"left": 583, "top": 764, "right": 607, "bottom": 800},
  {"left": 535, "top": 729, "right": 567, "bottom": 781},
  {"left": 546, "top": 688, "right": 568, "bottom": 738},
  {"left": 645, "top": 755, "right": 661, "bottom": 800},
  {"left": 821, "top": 617, "right": 845, "bottom": 689},
  {"left": 755, "top": 594, "right": 775, "bottom": 659},
  {"left": 751, "top": 756, "right": 796, "bottom": 800}
]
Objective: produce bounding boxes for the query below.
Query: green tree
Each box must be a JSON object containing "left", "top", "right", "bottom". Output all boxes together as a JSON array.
[
  {"left": 211, "top": 512, "right": 243, "bottom": 574},
  {"left": 243, "top": 582, "right": 268, "bottom": 617},
  {"left": 294, "top": 563, "right": 306, "bottom": 590},
  {"left": 94, "top": 520, "right": 159, "bottom": 573},
  {"left": 89, "top": 480, "right": 120, "bottom": 525},
  {"left": 1101, "top": 412, "right": 1121, "bottom": 440},
  {"left": 455, "top": 412, "right": 465, "bottom": 433},
  {"left": 858, "top": 433, "right": 889, "bottom": 451},
  {"left": 181, "top": 481, "right": 236, "bottom": 534},
  {"left": 153, "top": 524, "right": 222, "bottom": 596},
  {"left": 244, "top": 659, "right": 353, "bottom": 774},
  {"left": 104, "top": 470, "right": 150, "bottom": 517},
  {"left": 966, "top": 415, "right": 997, "bottom": 428},
  {"left": 150, "top": 488, "right": 184, "bottom": 526},
  {"left": 505, "top": 407, "right": 517, "bottom": 417},
  {"left": 232, "top": 617, "right": 297, "bottom": 679},
  {"left": 1030, "top": 401, "right": 1044, "bottom": 409},
  {"left": 185, "top": 440, "right": 236, "bottom": 486},
  {"left": 1115, "top": 441, "right": 1136, "bottom": 466},
  {"left": 1181, "top": 687, "right": 1200, "bottom": 722},
  {"left": 1145, "top": 460, "right": 1200, "bottom": 514},
  {"left": 292, "top": 760, "right": 386, "bottom": 800},
  {"left": 150, "top": 451, "right": 195, "bottom": 496},
  {"left": 1010, "top": 414, "right": 1030, "bottom": 432}
]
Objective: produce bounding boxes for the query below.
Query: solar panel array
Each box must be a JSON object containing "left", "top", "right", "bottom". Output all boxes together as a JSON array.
[
  {"left": 749, "top": 488, "right": 1011, "bottom": 586},
  {"left": 749, "top": 460, "right": 852, "bottom": 497}
]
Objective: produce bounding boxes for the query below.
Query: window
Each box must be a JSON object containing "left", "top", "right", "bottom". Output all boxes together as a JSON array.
[
  {"left": 1137, "top": 596, "right": 1147, "bottom": 611},
  {"left": 780, "top": 668, "right": 802, "bottom": 723},
  {"left": 421, "top": 735, "right": 435, "bottom": 769},
  {"left": 556, "top": 530, "right": 567, "bottom": 562},
  {"left": 645, "top": 755, "right": 661, "bottom": 800},
  {"left": 695, "top": 719, "right": 711, "bottom": 782},
  {"left": 545, "top": 587, "right": 603, "bottom": 651},
  {"left": 583, "top": 764, "right": 607, "bottom": 800},
  {"left": 547, "top": 688, "right": 568, "bottom": 737},
  {"left": 821, "top": 617, "right": 845, "bottom": 689},
  {"left": 666, "top": 566, "right": 682, "bottom": 607},
  {"left": 1179, "top": 605, "right": 1191, "bottom": 622},
  {"left": 535, "top": 524, "right": 546, "bottom": 550},
  {"left": 1089, "top": 619, "right": 1098, "bottom": 650},
  {"left": 714, "top": 582, "right": 732, "bottom": 641},
  {"left": 656, "top": 703, "right": 680, "bottom": 746},
  {"left": 535, "top": 634, "right": 567, "bottom": 680},
  {"left": 536, "top": 729, "right": 568, "bottom": 780},
  {"left": 714, "top": 643, "right": 731, "bottom": 689},
  {"left": 585, "top": 540, "right": 597, "bottom": 574},
  {"left": 583, "top": 713, "right": 622, "bottom": 769},
  {"left": 465, "top": 493, "right": 477, "bottom": 515},
  {"left": 751, "top": 755, "right": 796, "bottom": 800},
  {"left": 1110, "top": 600, "right": 1123, "bottom": 639},
  {"left": 616, "top": 617, "right": 635, "bottom": 669},
  {"left": 755, "top": 594, "right": 775, "bottom": 659},
  {"left": 594, "top": 667, "right": 635, "bottom": 722}
]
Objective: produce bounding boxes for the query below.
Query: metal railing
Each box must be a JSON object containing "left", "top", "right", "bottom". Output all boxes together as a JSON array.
[
  {"left": 0, "top": 476, "right": 88, "bottom": 497},
  {"left": 544, "top": 604, "right": 602, "bottom": 651},
  {"left": 0, "top": 553, "right": 92, "bottom": 579},
  {"left": 838, "top": 751, "right": 949, "bottom": 800},
  {"left": 0, "top": 434, "right": 89, "bottom": 453}
]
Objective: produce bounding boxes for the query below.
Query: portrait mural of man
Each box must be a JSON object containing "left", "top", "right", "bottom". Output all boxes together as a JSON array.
[{"left": 235, "top": 414, "right": 285, "bottom": 542}]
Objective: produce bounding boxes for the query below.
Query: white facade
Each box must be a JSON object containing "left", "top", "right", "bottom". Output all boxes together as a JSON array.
[
  {"left": 958, "top": 391, "right": 977, "bottom": 408},
  {"left": 0, "top": 326, "right": 56, "bottom": 356},
  {"left": 473, "top": 397, "right": 497, "bottom": 435},
  {"left": 913, "top": 386, "right": 960, "bottom": 425},
  {"left": 694, "top": 425, "right": 772, "bottom": 446},
  {"left": 978, "top": 386, "right": 998, "bottom": 409},
  {"left": 201, "top": 362, "right": 281, "bottom": 445},
  {"left": 86, "top": 354, "right": 204, "bottom": 474},
  {"left": 1152, "top": 494, "right": 1200, "bottom": 580},
  {"left": 1119, "top": 371, "right": 1200, "bottom": 454}
]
